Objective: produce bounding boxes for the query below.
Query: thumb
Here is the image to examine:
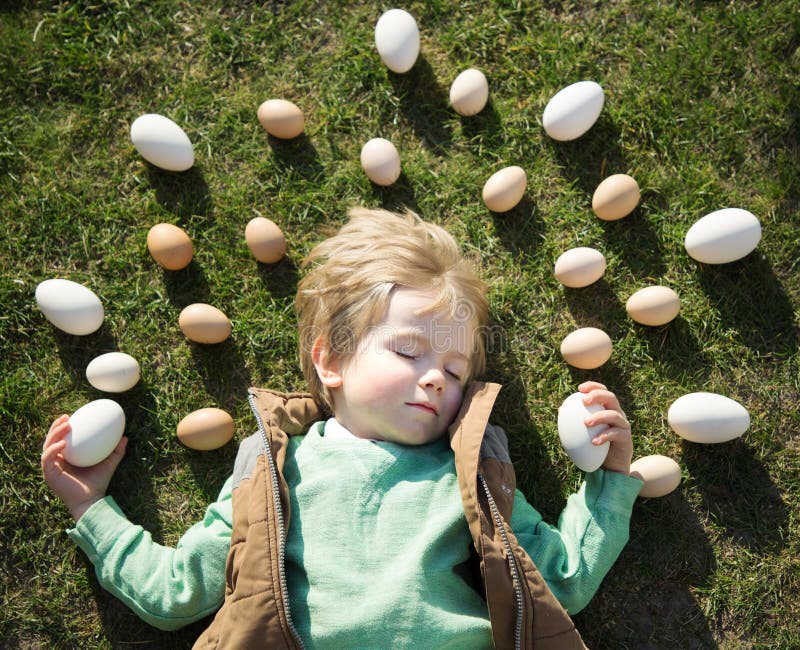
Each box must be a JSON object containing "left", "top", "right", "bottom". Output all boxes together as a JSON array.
[{"left": 103, "top": 436, "right": 128, "bottom": 471}]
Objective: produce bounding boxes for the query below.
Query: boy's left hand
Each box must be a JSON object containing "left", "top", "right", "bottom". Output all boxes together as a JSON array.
[{"left": 578, "top": 381, "right": 633, "bottom": 476}]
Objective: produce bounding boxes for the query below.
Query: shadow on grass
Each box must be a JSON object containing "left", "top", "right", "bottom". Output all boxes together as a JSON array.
[
  {"left": 367, "top": 171, "right": 421, "bottom": 212},
  {"left": 563, "top": 278, "right": 627, "bottom": 331},
  {"left": 682, "top": 438, "right": 788, "bottom": 552},
  {"left": 576, "top": 494, "right": 717, "bottom": 647},
  {"left": 265, "top": 133, "right": 325, "bottom": 181},
  {"left": 187, "top": 338, "right": 253, "bottom": 414},
  {"left": 145, "top": 165, "right": 213, "bottom": 222},
  {"left": 256, "top": 256, "right": 301, "bottom": 302},
  {"left": 634, "top": 316, "right": 713, "bottom": 383},
  {"left": 488, "top": 196, "right": 545, "bottom": 255},
  {"left": 485, "top": 326, "right": 567, "bottom": 525},
  {"left": 52, "top": 325, "right": 120, "bottom": 386},
  {"left": 460, "top": 99, "right": 505, "bottom": 148},
  {"left": 162, "top": 261, "right": 212, "bottom": 307},
  {"left": 389, "top": 55, "right": 454, "bottom": 156},
  {"left": 696, "top": 255, "right": 799, "bottom": 356}
]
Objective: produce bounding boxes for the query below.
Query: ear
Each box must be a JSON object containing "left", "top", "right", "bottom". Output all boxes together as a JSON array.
[{"left": 311, "top": 336, "right": 343, "bottom": 388}]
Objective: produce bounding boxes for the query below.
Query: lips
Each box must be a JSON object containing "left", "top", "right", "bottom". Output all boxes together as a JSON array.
[{"left": 406, "top": 402, "right": 438, "bottom": 416}]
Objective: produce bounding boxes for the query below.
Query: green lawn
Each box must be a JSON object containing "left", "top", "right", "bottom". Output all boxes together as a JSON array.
[{"left": 2, "top": 1, "right": 798, "bottom": 647}]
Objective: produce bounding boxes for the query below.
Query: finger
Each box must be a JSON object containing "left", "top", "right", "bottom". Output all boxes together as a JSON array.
[
  {"left": 44, "top": 416, "right": 71, "bottom": 450},
  {"left": 585, "top": 409, "right": 629, "bottom": 429},
  {"left": 591, "top": 427, "right": 632, "bottom": 446},
  {"left": 41, "top": 439, "right": 67, "bottom": 475},
  {"left": 578, "top": 381, "right": 607, "bottom": 394},
  {"left": 582, "top": 389, "right": 622, "bottom": 413}
]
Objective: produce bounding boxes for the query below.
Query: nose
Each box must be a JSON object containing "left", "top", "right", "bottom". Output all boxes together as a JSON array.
[{"left": 420, "top": 367, "right": 445, "bottom": 393}]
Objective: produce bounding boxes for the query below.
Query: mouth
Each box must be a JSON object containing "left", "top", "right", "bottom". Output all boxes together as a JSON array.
[{"left": 406, "top": 402, "right": 438, "bottom": 416}]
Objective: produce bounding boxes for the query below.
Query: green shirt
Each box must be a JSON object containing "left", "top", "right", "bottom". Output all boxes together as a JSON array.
[{"left": 69, "top": 420, "right": 642, "bottom": 642}]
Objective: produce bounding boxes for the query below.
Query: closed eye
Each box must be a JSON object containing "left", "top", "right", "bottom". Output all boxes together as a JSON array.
[
  {"left": 446, "top": 369, "right": 462, "bottom": 380},
  {"left": 394, "top": 350, "right": 417, "bottom": 360}
]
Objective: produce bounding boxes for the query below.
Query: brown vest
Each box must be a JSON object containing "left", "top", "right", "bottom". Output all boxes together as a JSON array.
[{"left": 193, "top": 384, "right": 586, "bottom": 649}]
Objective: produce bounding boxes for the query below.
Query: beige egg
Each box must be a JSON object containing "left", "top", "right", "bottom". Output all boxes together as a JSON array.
[
  {"left": 592, "top": 174, "right": 640, "bottom": 221},
  {"left": 554, "top": 247, "right": 606, "bottom": 288},
  {"left": 449, "top": 68, "right": 489, "bottom": 116},
  {"left": 560, "top": 327, "right": 612, "bottom": 369},
  {"left": 177, "top": 407, "right": 235, "bottom": 451},
  {"left": 482, "top": 166, "right": 527, "bottom": 212},
  {"left": 626, "top": 285, "right": 680, "bottom": 326},
  {"left": 245, "top": 217, "right": 287, "bottom": 264},
  {"left": 147, "top": 223, "right": 193, "bottom": 270},
  {"left": 178, "top": 303, "right": 231, "bottom": 344},
  {"left": 630, "top": 455, "right": 681, "bottom": 498},
  {"left": 257, "top": 99, "right": 305, "bottom": 139},
  {"left": 360, "top": 138, "right": 401, "bottom": 186}
]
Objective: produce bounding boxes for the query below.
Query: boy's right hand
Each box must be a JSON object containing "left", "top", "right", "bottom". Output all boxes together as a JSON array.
[{"left": 41, "top": 414, "right": 128, "bottom": 522}]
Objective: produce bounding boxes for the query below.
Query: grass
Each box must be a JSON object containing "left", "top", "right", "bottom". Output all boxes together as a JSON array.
[{"left": 1, "top": 0, "right": 798, "bottom": 647}]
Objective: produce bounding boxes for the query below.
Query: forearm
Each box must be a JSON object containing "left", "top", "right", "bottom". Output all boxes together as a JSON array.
[
  {"left": 512, "top": 469, "right": 642, "bottom": 614},
  {"left": 67, "top": 480, "right": 232, "bottom": 630}
]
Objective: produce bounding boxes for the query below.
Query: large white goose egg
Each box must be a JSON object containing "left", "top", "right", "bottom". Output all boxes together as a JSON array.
[
  {"left": 554, "top": 247, "right": 606, "bottom": 288},
  {"left": 374, "top": 9, "right": 419, "bottom": 73},
  {"left": 36, "top": 279, "right": 104, "bottom": 335},
  {"left": 64, "top": 399, "right": 125, "bottom": 467},
  {"left": 557, "top": 392, "right": 610, "bottom": 472},
  {"left": 86, "top": 352, "right": 141, "bottom": 393},
  {"left": 130, "top": 114, "right": 194, "bottom": 172},
  {"left": 630, "top": 455, "right": 681, "bottom": 498},
  {"left": 542, "top": 81, "right": 605, "bottom": 141},
  {"left": 668, "top": 392, "right": 750, "bottom": 443},
  {"left": 684, "top": 208, "right": 761, "bottom": 264}
]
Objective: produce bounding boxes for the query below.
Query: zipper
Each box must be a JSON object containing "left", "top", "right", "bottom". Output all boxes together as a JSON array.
[
  {"left": 478, "top": 471, "right": 523, "bottom": 650},
  {"left": 248, "top": 393, "right": 305, "bottom": 650}
]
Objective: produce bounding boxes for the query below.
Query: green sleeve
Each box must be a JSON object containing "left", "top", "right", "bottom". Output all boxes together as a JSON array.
[
  {"left": 510, "top": 469, "right": 642, "bottom": 614},
  {"left": 66, "top": 476, "right": 233, "bottom": 631}
]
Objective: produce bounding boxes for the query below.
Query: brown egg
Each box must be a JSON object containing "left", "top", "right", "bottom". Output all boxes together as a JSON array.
[
  {"left": 592, "top": 174, "right": 640, "bottom": 221},
  {"left": 245, "top": 217, "right": 287, "bottom": 264},
  {"left": 176, "top": 407, "right": 235, "bottom": 450},
  {"left": 630, "top": 455, "right": 681, "bottom": 498},
  {"left": 626, "top": 285, "right": 680, "bottom": 326},
  {"left": 178, "top": 303, "right": 231, "bottom": 344},
  {"left": 449, "top": 68, "right": 489, "bottom": 116},
  {"left": 482, "top": 166, "right": 527, "bottom": 212},
  {"left": 554, "top": 247, "right": 606, "bottom": 288},
  {"left": 257, "top": 99, "right": 305, "bottom": 139},
  {"left": 147, "top": 223, "right": 193, "bottom": 270},
  {"left": 560, "top": 327, "right": 612, "bottom": 369}
]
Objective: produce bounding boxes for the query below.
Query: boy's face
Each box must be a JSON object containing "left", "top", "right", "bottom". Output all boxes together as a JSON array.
[{"left": 327, "top": 287, "right": 473, "bottom": 445}]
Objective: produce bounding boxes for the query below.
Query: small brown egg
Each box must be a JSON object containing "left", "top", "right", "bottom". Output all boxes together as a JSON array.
[
  {"left": 626, "top": 285, "right": 680, "bottom": 326},
  {"left": 147, "top": 223, "right": 193, "bottom": 270},
  {"left": 449, "top": 68, "right": 489, "bottom": 116},
  {"left": 592, "top": 174, "right": 640, "bottom": 221},
  {"left": 554, "top": 247, "right": 606, "bottom": 288},
  {"left": 257, "top": 99, "right": 305, "bottom": 139},
  {"left": 245, "top": 217, "right": 287, "bottom": 264},
  {"left": 360, "top": 138, "right": 401, "bottom": 186},
  {"left": 482, "top": 166, "right": 527, "bottom": 212},
  {"left": 560, "top": 327, "right": 612, "bottom": 369},
  {"left": 178, "top": 303, "right": 231, "bottom": 344},
  {"left": 177, "top": 407, "right": 235, "bottom": 450},
  {"left": 630, "top": 455, "right": 681, "bottom": 498}
]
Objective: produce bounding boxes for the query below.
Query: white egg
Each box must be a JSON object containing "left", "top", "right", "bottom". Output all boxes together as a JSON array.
[
  {"left": 684, "top": 208, "right": 761, "bottom": 264},
  {"left": 130, "top": 114, "right": 194, "bottom": 172},
  {"left": 557, "top": 392, "right": 610, "bottom": 472},
  {"left": 64, "top": 399, "right": 125, "bottom": 467},
  {"left": 554, "top": 247, "right": 606, "bottom": 288},
  {"left": 374, "top": 9, "right": 419, "bottom": 73},
  {"left": 542, "top": 81, "right": 605, "bottom": 141},
  {"left": 668, "top": 392, "right": 750, "bottom": 443},
  {"left": 449, "top": 68, "right": 489, "bottom": 116},
  {"left": 360, "top": 138, "right": 401, "bottom": 186},
  {"left": 35, "top": 279, "right": 104, "bottom": 336},
  {"left": 630, "top": 455, "right": 681, "bottom": 498},
  {"left": 86, "top": 352, "right": 141, "bottom": 393}
]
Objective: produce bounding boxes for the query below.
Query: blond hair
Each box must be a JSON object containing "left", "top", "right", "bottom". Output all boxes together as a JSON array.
[{"left": 295, "top": 207, "right": 488, "bottom": 411}]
